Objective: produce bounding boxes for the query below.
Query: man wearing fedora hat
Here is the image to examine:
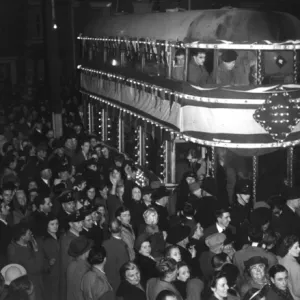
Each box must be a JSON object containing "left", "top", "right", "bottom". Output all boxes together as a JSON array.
[
  {"left": 59, "top": 210, "right": 85, "bottom": 300},
  {"left": 66, "top": 236, "right": 93, "bottom": 300},
  {"left": 152, "top": 185, "right": 171, "bottom": 232}
]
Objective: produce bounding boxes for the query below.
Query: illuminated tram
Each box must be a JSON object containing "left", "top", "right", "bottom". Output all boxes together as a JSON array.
[{"left": 77, "top": 8, "right": 300, "bottom": 202}]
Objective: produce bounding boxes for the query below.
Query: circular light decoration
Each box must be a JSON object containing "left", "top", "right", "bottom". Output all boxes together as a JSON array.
[{"left": 253, "top": 88, "right": 300, "bottom": 142}]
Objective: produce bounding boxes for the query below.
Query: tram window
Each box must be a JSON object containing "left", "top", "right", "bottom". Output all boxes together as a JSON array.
[
  {"left": 262, "top": 51, "right": 294, "bottom": 84},
  {"left": 187, "top": 48, "right": 214, "bottom": 85},
  {"left": 172, "top": 48, "right": 185, "bottom": 81},
  {"left": 216, "top": 50, "right": 256, "bottom": 86}
]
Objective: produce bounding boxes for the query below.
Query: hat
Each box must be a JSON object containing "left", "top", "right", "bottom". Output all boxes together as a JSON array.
[
  {"left": 52, "top": 139, "right": 65, "bottom": 149},
  {"left": 68, "top": 236, "right": 94, "bottom": 258},
  {"left": 283, "top": 186, "right": 300, "bottom": 201},
  {"left": 53, "top": 183, "right": 67, "bottom": 195},
  {"left": 201, "top": 177, "right": 217, "bottom": 196},
  {"left": 142, "top": 185, "right": 154, "bottom": 195},
  {"left": 221, "top": 50, "right": 238, "bottom": 62},
  {"left": 74, "top": 175, "right": 86, "bottom": 186},
  {"left": 236, "top": 179, "right": 252, "bottom": 195},
  {"left": 151, "top": 186, "right": 170, "bottom": 201},
  {"left": 253, "top": 202, "right": 271, "bottom": 210},
  {"left": 58, "top": 190, "right": 74, "bottom": 203},
  {"left": 244, "top": 256, "right": 268, "bottom": 270},
  {"left": 78, "top": 207, "right": 93, "bottom": 218},
  {"left": 66, "top": 210, "right": 86, "bottom": 223},
  {"left": 183, "top": 171, "right": 197, "bottom": 179},
  {"left": 134, "top": 233, "right": 151, "bottom": 251},
  {"left": 1, "top": 264, "right": 27, "bottom": 285},
  {"left": 205, "top": 233, "right": 226, "bottom": 252},
  {"left": 189, "top": 181, "right": 201, "bottom": 193},
  {"left": 57, "top": 165, "right": 69, "bottom": 173},
  {"left": 166, "top": 224, "right": 191, "bottom": 244},
  {"left": 250, "top": 207, "right": 271, "bottom": 227},
  {"left": 39, "top": 161, "right": 51, "bottom": 171}
]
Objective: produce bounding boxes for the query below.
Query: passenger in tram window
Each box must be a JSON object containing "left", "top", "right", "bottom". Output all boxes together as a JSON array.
[
  {"left": 187, "top": 49, "right": 211, "bottom": 86},
  {"left": 216, "top": 50, "right": 238, "bottom": 85},
  {"left": 172, "top": 49, "right": 185, "bottom": 81}
]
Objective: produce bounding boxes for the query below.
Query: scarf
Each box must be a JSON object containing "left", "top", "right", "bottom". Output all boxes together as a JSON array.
[{"left": 270, "top": 283, "right": 294, "bottom": 300}]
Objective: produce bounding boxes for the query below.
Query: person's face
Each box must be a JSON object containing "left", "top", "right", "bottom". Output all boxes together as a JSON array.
[
  {"left": 101, "top": 147, "right": 109, "bottom": 158},
  {"left": 145, "top": 212, "right": 158, "bottom": 225},
  {"left": 28, "top": 181, "right": 38, "bottom": 190},
  {"left": 132, "top": 187, "right": 142, "bottom": 201},
  {"left": 48, "top": 219, "right": 59, "bottom": 234},
  {"left": 70, "top": 221, "right": 83, "bottom": 233},
  {"left": 38, "top": 150, "right": 47, "bottom": 159},
  {"left": 59, "top": 171, "right": 69, "bottom": 181},
  {"left": 212, "top": 277, "right": 229, "bottom": 299},
  {"left": 0, "top": 202, "right": 10, "bottom": 216},
  {"left": 139, "top": 241, "right": 151, "bottom": 256},
  {"left": 218, "top": 212, "right": 231, "bottom": 228},
  {"left": 83, "top": 214, "right": 93, "bottom": 229},
  {"left": 90, "top": 138, "right": 97, "bottom": 148},
  {"left": 186, "top": 176, "right": 195, "bottom": 185},
  {"left": 41, "top": 169, "right": 52, "bottom": 180},
  {"left": 57, "top": 147, "right": 64, "bottom": 156},
  {"left": 125, "top": 268, "right": 141, "bottom": 286},
  {"left": 272, "top": 271, "right": 288, "bottom": 291},
  {"left": 119, "top": 211, "right": 131, "bottom": 225},
  {"left": 95, "top": 147, "right": 102, "bottom": 157},
  {"left": 87, "top": 188, "right": 96, "bottom": 200},
  {"left": 112, "top": 169, "right": 120, "bottom": 179},
  {"left": 176, "top": 54, "right": 185, "bottom": 67},
  {"left": 117, "top": 186, "right": 125, "bottom": 198},
  {"left": 88, "top": 164, "right": 97, "bottom": 171},
  {"left": 42, "top": 197, "right": 52, "bottom": 213},
  {"left": 224, "top": 60, "right": 236, "bottom": 70},
  {"left": 16, "top": 190, "right": 27, "bottom": 206},
  {"left": 81, "top": 142, "right": 90, "bottom": 154},
  {"left": 23, "top": 229, "right": 32, "bottom": 243},
  {"left": 100, "top": 186, "right": 108, "bottom": 198},
  {"left": 143, "top": 193, "right": 152, "bottom": 203},
  {"left": 9, "top": 159, "right": 17, "bottom": 170},
  {"left": 250, "top": 264, "right": 266, "bottom": 282},
  {"left": 194, "top": 53, "right": 206, "bottom": 66},
  {"left": 170, "top": 247, "right": 181, "bottom": 262},
  {"left": 63, "top": 201, "right": 76, "bottom": 213},
  {"left": 97, "top": 206, "right": 105, "bottom": 217},
  {"left": 91, "top": 211, "right": 99, "bottom": 222},
  {"left": 177, "top": 265, "right": 190, "bottom": 282},
  {"left": 193, "top": 223, "right": 204, "bottom": 239},
  {"left": 2, "top": 190, "right": 13, "bottom": 204},
  {"left": 29, "top": 191, "right": 38, "bottom": 202},
  {"left": 288, "top": 241, "right": 300, "bottom": 257},
  {"left": 46, "top": 130, "right": 54, "bottom": 139}
]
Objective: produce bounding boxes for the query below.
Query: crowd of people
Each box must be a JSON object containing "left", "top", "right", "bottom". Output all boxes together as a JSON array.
[{"left": 0, "top": 93, "right": 300, "bottom": 300}]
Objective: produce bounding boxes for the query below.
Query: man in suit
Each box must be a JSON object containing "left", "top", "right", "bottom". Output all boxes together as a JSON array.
[
  {"left": 204, "top": 208, "right": 235, "bottom": 241},
  {"left": 0, "top": 199, "right": 12, "bottom": 268},
  {"left": 57, "top": 191, "right": 76, "bottom": 233},
  {"left": 102, "top": 219, "right": 129, "bottom": 291},
  {"left": 36, "top": 162, "right": 53, "bottom": 196},
  {"left": 59, "top": 210, "right": 85, "bottom": 300},
  {"left": 277, "top": 186, "right": 300, "bottom": 239},
  {"left": 152, "top": 185, "right": 171, "bottom": 232},
  {"left": 30, "top": 194, "right": 52, "bottom": 237},
  {"left": 71, "top": 139, "right": 90, "bottom": 172},
  {"left": 81, "top": 246, "right": 114, "bottom": 300}
]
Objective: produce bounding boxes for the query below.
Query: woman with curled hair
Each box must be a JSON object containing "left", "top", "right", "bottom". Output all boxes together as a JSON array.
[
  {"left": 116, "top": 261, "right": 146, "bottom": 300},
  {"left": 7, "top": 275, "right": 35, "bottom": 300},
  {"left": 81, "top": 247, "right": 114, "bottom": 300},
  {"left": 206, "top": 271, "right": 229, "bottom": 300},
  {"left": 146, "top": 258, "right": 182, "bottom": 300},
  {"left": 279, "top": 235, "right": 300, "bottom": 300}
]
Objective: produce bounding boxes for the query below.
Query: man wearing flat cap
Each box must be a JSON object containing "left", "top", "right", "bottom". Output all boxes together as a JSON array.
[
  {"left": 66, "top": 236, "right": 93, "bottom": 300},
  {"left": 199, "top": 233, "right": 226, "bottom": 280},
  {"left": 217, "top": 50, "right": 238, "bottom": 85},
  {"left": 57, "top": 190, "right": 76, "bottom": 233},
  {"left": 59, "top": 210, "right": 85, "bottom": 300}
]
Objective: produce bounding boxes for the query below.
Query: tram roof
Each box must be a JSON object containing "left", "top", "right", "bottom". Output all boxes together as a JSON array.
[{"left": 83, "top": 9, "right": 300, "bottom": 43}]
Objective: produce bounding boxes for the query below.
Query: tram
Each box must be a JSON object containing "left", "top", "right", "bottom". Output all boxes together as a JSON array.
[{"left": 77, "top": 8, "right": 300, "bottom": 202}]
